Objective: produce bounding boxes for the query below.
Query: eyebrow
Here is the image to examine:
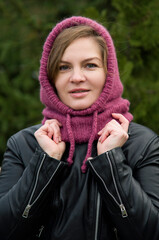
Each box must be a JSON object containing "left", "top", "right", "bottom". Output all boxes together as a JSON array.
[
  {"left": 83, "top": 57, "right": 102, "bottom": 63},
  {"left": 60, "top": 57, "right": 102, "bottom": 64}
]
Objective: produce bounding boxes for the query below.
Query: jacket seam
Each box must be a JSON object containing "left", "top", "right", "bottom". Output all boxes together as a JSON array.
[
  {"left": 9, "top": 135, "right": 21, "bottom": 158},
  {"left": 140, "top": 135, "right": 158, "bottom": 158}
]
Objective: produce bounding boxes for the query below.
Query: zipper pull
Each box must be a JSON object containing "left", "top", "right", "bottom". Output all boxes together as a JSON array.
[
  {"left": 36, "top": 225, "right": 44, "bottom": 238},
  {"left": 22, "top": 204, "right": 31, "bottom": 218},
  {"left": 119, "top": 204, "right": 128, "bottom": 218},
  {"left": 114, "top": 227, "right": 119, "bottom": 240}
]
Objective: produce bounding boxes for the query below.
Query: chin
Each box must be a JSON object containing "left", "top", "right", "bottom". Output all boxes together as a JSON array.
[{"left": 70, "top": 104, "right": 91, "bottom": 110}]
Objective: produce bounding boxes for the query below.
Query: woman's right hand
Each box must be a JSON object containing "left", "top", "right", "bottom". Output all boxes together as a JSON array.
[{"left": 34, "top": 119, "right": 66, "bottom": 160}]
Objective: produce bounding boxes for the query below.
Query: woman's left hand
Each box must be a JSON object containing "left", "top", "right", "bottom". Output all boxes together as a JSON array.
[{"left": 97, "top": 113, "right": 129, "bottom": 155}]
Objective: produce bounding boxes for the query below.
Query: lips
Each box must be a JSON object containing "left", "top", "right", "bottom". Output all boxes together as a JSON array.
[
  {"left": 69, "top": 88, "right": 89, "bottom": 93},
  {"left": 69, "top": 88, "right": 90, "bottom": 98}
]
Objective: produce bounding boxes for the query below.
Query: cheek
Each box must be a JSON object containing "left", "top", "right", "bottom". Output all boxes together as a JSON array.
[
  {"left": 54, "top": 78, "right": 64, "bottom": 95},
  {"left": 100, "top": 72, "right": 106, "bottom": 87},
  {"left": 54, "top": 73, "right": 69, "bottom": 91},
  {"left": 54, "top": 84, "right": 63, "bottom": 101},
  {"left": 54, "top": 81, "right": 68, "bottom": 103},
  {"left": 95, "top": 75, "right": 106, "bottom": 93}
]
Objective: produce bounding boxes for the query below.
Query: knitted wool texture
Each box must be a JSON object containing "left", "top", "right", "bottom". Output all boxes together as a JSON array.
[{"left": 39, "top": 16, "right": 133, "bottom": 172}]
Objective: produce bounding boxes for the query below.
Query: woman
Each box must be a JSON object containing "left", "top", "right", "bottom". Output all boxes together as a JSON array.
[{"left": 0, "top": 16, "right": 159, "bottom": 240}]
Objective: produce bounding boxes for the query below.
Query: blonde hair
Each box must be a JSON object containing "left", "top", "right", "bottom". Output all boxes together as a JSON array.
[{"left": 47, "top": 25, "right": 107, "bottom": 84}]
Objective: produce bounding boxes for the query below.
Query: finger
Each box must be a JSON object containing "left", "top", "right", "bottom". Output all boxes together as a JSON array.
[
  {"left": 98, "top": 119, "right": 118, "bottom": 138},
  {"left": 112, "top": 113, "right": 129, "bottom": 132},
  {"left": 98, "top": 128, "right": 104, "bottom": 135},
  {"left": 35, "top": 123, "right": 50, "bottom": 137},
  {"left": 45, "top": 119, "right": 62, "bottom": 143},
  {"left": 45, "top": 119, "right": 62, "bottom": 127},
  {"left": 49, "top": 122, "right": 61, "bottom": 143},
  {"left": 47, "top": 125, "right": 54, "bottom": 139},
  {"left": 98, "top": 127, "right": 110, "bottom": 143}
]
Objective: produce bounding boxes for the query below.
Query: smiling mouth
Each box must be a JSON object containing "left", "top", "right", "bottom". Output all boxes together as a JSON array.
[
  {"left": 70, "top": 89, "right": 89, "bottom": 93},
  {"left": 69, "top": 89, "right": 90, "bottom": 98},
  {"left": 72, "top": 90, "right": 88, "bottom": 93}
]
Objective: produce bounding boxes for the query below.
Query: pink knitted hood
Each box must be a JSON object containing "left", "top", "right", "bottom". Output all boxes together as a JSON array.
[{"left": 39, "top": 16, "right": 133, "bottom": 172}]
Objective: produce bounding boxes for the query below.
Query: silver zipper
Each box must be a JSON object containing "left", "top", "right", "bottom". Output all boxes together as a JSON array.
[
  {"left": 119, "top": 203, "right": 128, "bottom": 218},
  {"left": 94, "top": 192, "right": 100, "bottom": 240},
  {"left": 106, "top": 152, "right": 128, "bottom": 218},
  {"left": 89, "top": 154, "right": 128, "bottom": 218},
  {"left": 22, "top": 154, "right": 62, "bottom": 218},
  {"left": 22, "top": 204, "right": 31, "bottom": 218},
  {"left": 114, "top": 227, "right": 119, "bottom": 240},
  {"left": 36, "top": 225, "right": 45, "bottom": 238}
]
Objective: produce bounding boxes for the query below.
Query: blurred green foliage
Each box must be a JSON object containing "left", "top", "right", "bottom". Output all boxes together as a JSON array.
[{"left": 0, "top": 0, "right": 159, "bottom": 163}]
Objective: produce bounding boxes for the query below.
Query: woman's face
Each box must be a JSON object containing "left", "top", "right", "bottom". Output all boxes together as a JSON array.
[{"left": 54, "top": 37, "right": 106, "bottom": 110}]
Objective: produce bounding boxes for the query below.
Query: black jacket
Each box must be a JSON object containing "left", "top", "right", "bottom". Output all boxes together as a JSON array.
[{"left": 0, "top": 122, "right": 159, "bottom": 240}]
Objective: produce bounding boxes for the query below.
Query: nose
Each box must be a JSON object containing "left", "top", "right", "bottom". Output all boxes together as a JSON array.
[{"left": 70, "top": 68, "right": 86, "bottom": 83}]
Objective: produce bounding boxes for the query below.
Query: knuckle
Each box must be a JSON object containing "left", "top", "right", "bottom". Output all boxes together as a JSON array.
[
  {"left": 123, "top": 132, "right": 129, "bottom": 139},
  {"left": 126, "top": 133, "right": 129, "bottom": 139},
  {"left": 34, "top": 130, "right": 40, "bottom": 138},
  {"left": 125, "top": 121, "right": 129, "bottom": 127},
  {"left": 125, "top": 119, "right": 129, "bottom": 125},
  {"left": 34, "top": 131, "right": 37, "bottom": 137},
  {"left": 44, "top": 122, "right": 49, "bottom": 128},
  {"left": 45, "top": 120, "right": 51, "bottom": 124},
  {"left": 111, "top": 119, "right": 117, "bottom": 123},
  {"left": 45, "top": 119, "right": 57, "bottom": 124},
  {"left": 108, "top": 120, "right": 115, "bottom": 125},
  {"left": 51, "top": 122, "right": 59, "bottom": 130}
]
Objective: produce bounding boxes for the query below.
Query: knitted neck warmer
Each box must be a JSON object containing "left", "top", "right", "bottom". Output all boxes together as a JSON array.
[{"left": 39, "top": 16, "right": 133, "bottom": 173}]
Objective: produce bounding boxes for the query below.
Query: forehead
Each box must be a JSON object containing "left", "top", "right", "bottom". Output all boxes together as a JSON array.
[{"left": 61, "top": 37, "right": 102, "bottom": 60}]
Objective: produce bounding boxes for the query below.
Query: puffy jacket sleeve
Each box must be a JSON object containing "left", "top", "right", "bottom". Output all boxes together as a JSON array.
[
  {"left": 87, "top": 135, "right": 159, "bottom": 240},
  {"left": 0, "top": 134, "right": 68, "bottom": 240}
]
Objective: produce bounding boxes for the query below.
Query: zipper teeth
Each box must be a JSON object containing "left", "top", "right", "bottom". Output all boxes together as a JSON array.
[
  {"left": 27, "top": 154, "right": 46, "bottom": 206},
  {"left": 106, "top": 152, "right": 128, "bottom": 217},
  {"left": 22, "top": 155, "right": 62, "bottom": 218},
  {"left": 89, "top": 161, "right": 119, "bottom": 207},
  {"left": 94, "top": 192, "right": 100, "bottom": 240},
  {"left": 106, "top": 152, "right": 122, "bottom": 204},
  {"left": 31, "top": 161, "right": 62, "bottom": 206}
]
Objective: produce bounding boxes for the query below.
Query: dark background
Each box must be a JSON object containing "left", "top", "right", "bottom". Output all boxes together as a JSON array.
[{"left": 0, "top": 0, "right": 159, "bottom": 164}]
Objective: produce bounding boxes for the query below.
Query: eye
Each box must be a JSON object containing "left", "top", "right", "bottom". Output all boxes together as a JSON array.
[
  {"left": 59, "top": 65, "right": 70, "bottom": 71},
  {"left": 86, "top": 63, "right": 98, "bottom": 69}
]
